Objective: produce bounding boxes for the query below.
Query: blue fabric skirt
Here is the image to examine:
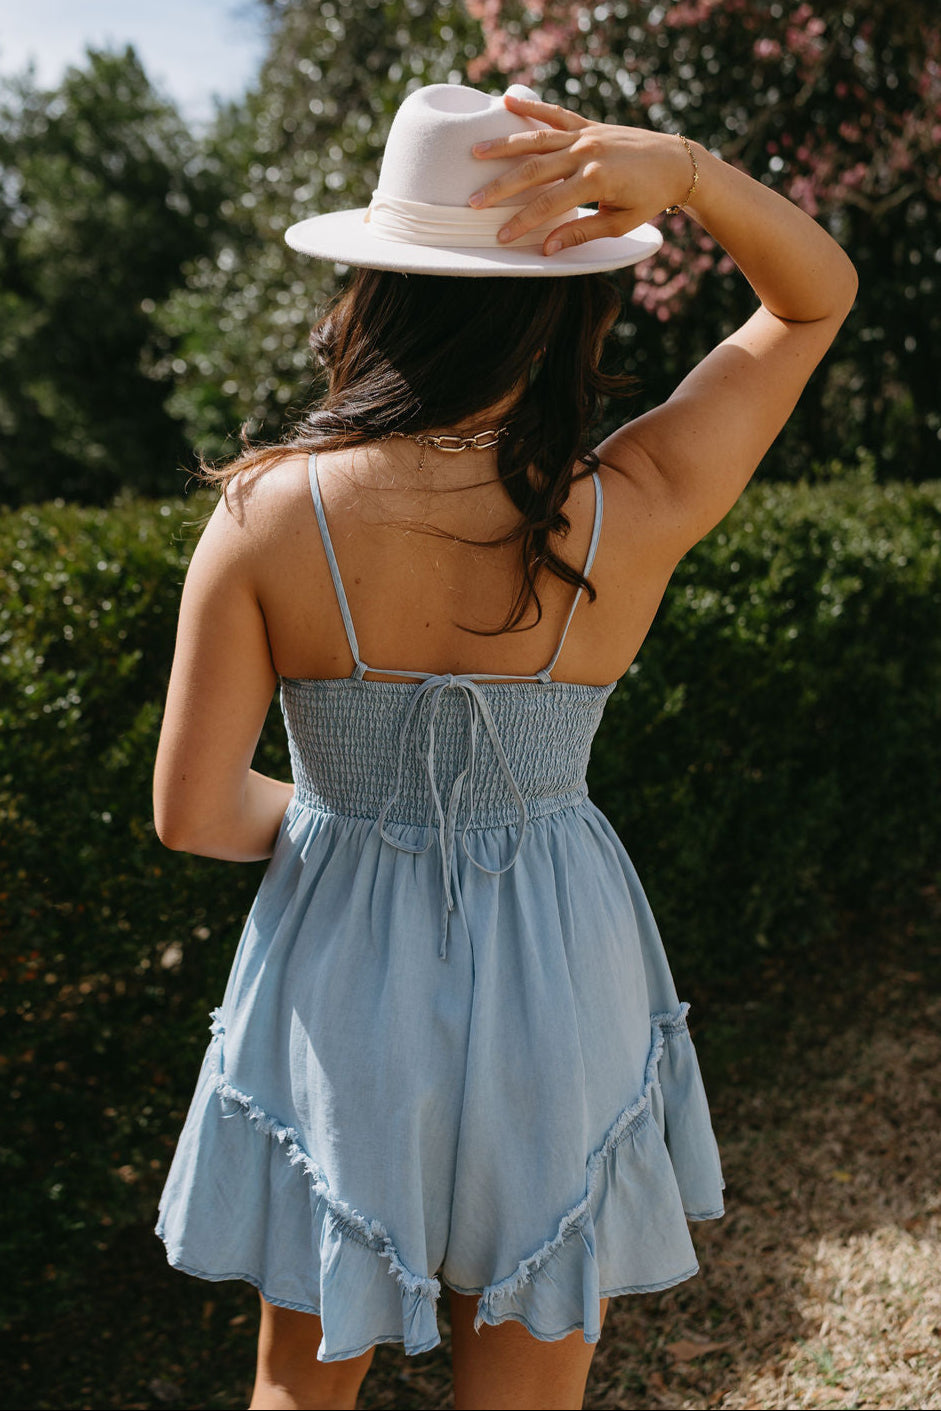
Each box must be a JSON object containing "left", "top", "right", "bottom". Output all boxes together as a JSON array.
[{"left": 157, "top": 794, "right": 724, "bottom": 1362}]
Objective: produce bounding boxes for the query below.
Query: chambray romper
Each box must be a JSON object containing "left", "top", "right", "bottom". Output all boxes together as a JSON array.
[{"left": 156, "top": 454, "right": 725, "bottom": 1362}]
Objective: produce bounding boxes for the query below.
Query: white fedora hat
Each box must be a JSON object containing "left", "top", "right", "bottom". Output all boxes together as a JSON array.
[{"left": 285, "top": 83, "right": 662, "bottom": 277}]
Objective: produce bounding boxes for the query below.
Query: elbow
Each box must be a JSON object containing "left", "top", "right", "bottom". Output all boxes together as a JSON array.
[
  {"left": 153, "top": 808, "right": 197, "bottom": 853},
  {"left": 152, "top": 790, "right": 210, "bottom": 854},
  {"left": 153, "top": 794, "right": 239, "bottom": 859},
  {"left": 153, "top": 763, "right": 215, "bottom": 853},
  {"left": 814, "top": 258, "right": 858, "bottom": 334},
  {"left": 836, "top": 252, "right": 859, "bottom": 318}
]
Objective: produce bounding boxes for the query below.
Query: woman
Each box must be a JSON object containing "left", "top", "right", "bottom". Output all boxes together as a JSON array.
[{"left": 153, "top": 85, "right": 856, "bottom": 1411}]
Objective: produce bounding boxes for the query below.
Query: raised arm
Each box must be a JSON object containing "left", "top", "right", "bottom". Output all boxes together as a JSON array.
[{"left": 471, "top": 93, "right": 858, "bottom": 557}]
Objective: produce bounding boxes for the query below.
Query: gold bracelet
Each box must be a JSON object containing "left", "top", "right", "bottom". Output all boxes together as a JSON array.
[{"left": 664, "top": 133, "right": 699, "bottom": 214}]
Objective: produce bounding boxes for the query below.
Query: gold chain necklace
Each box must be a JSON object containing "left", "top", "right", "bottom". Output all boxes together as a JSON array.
[{"left": 385, "top": 425, "right": 510, "bottom": 470}]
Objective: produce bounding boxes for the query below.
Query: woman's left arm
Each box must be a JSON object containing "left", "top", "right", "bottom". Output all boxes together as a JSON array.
[{"left": 153, "top": 492, "right": 293, "bottom": 861}]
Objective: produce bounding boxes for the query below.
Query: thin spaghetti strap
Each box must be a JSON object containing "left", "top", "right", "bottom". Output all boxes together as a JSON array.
[
  {"left": 307, "top": 454, "right": 366, "bottom": 676},
  {"left": 540, "top": 471, "right": 604, "bottom": 680}
]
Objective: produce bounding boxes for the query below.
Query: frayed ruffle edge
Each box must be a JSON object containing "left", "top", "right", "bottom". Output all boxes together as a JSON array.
[
  {"left": 184, "top": 1002, "right": 719, "bottom": 1356},
  {"left": 208, "top": 1009, "right": 441, "bottom": 1316},
  {"left": 474, "top": 1003, "right": 717, "bottom": 1337}
]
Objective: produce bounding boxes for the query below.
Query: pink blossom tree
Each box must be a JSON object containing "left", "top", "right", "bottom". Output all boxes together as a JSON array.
[{"left": 466, "top": 0, "right": 941, "bottom": 477}]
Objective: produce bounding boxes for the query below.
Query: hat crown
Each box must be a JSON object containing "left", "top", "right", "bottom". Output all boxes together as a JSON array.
[
  {"left": 283, "top": 82, "right": 663, "bottom": 276},
  {"left": 377, "top": 84, "right": 544, "bottom": 208}
]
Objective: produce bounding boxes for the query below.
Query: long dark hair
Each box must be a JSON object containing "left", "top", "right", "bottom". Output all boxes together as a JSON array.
[{"left": 208, "top": 269, "right": 633, "bottom": 632}]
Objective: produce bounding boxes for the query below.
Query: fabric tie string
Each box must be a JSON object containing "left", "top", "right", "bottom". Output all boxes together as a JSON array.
[
  {"left": 377, "top": 674, "right": 529, "bottom": 958},
  {"left": 367, "top": 192, "right": 579, "bottom": 250}
]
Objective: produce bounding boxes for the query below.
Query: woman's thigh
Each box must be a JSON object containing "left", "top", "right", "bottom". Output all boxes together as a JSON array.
[
  {"left": 249, "top": 1296, "right": 374, "bottom": 1411},
  {"left": 448, "top": 1291, "right": 608, "bottom": 1411}
]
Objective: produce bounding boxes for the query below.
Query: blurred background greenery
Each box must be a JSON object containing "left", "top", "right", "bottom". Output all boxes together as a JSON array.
[
  {"left": 2, "top": 0, "right": 939, "bottom": 506},
  {"left": 1, "top": 2, "right": 939, "bottom": 1407}
]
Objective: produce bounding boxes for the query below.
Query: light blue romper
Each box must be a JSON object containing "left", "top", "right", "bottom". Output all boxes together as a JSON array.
[{"left": 157, "top": 455, "right": 724, "bottom": 1362}]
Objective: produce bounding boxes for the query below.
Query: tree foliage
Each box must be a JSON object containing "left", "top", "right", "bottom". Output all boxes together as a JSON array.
[
  {"left": 0, "top": 49, "right": 223, "bottom": 504},
  {"left": 1, "top": 3, "right": 937, "bottom": 500},
  {"left": 466, "top": 0, "right": 941, "bottom": 477},
  {"left": 158, "top": 0, "right": 485, "bottom": 462}
]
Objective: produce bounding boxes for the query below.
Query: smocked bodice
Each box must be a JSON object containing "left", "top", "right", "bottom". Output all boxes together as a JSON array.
[{"left": 281, "top": 675, "right": 616, "bottom": 829}]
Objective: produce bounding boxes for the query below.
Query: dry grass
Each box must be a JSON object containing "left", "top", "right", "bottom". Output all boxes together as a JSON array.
[
  {"left": 586, "top": 990, "right": 941, "bottom": 1411},
  {"left": 360, "top": 953, "right": 941, "bottom": 1411}
]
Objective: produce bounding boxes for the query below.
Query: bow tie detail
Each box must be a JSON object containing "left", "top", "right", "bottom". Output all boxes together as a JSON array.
[{"left": 377, "top": 674, "right": 529, "bottom": 958}]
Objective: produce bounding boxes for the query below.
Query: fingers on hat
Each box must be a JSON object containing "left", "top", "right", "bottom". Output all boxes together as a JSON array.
[
  {"left": 502, "top": 92, "right": 587, "bottom": 130},
  {"left": 545, "top": 208, "right": 632, "bottom": 254},
  {"left": 472, "top": 127, "right": 573, "bottom": 161},
  {"left": 495, "top": 174, "right": 584, "bottom": 244},
  {"left": 470, "top": 149, "right": 575, "bottom": 209}
]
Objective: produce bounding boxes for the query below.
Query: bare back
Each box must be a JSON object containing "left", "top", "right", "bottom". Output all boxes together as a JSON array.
[{"left": 245, "top": 447, "right": 677, "bottom": 687}]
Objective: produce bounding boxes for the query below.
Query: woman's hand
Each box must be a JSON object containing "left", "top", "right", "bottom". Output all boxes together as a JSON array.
[
  {"left": 474, "top": 92, "right": 858, "bottom": 566},
  {"left": 469, "top": 92, "right": 692, "bottom": 254}
]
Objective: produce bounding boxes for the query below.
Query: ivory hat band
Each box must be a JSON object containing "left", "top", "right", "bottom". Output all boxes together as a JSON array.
[{"left": 284, "top": 83, "right": 662, "bottom": 278}]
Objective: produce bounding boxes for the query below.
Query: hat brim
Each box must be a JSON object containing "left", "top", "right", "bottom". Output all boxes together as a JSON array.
[{"left": 284, "top": 207, "right": 662, "bottom": 277}]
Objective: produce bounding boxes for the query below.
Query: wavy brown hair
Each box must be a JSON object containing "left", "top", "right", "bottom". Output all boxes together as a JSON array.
[{"left": 206, "top": 269, "right": 634, "bottom": 633}]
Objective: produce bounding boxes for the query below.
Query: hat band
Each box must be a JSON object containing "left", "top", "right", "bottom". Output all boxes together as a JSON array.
[{"left": 368, "top": 192, "right": 578, "bottom": 250}]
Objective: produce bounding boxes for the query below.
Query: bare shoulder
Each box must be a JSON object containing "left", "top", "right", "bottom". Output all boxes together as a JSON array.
[
  {"left": 199, "top": 454, "right": 313, "bottom": 560},
  {"left": 222, "top": 453, "right": 311, "bottom": 534}
]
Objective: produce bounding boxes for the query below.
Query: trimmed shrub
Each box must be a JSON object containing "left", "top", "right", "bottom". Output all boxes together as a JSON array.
[
  {"left": 0, "top": 493, "right": 282, "bottom": 1323},
  {"left": 589, "top": 467, "right": 941, "bottom": 987},
  {"left": 1, "top": 470, "right": 939, "bottom": 1322}
]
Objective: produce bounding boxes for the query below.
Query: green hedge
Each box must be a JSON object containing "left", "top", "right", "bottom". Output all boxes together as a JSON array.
[
  {"left": 1, "top": 470, "right": 940, "bottom": 1325},
  {"left": 588, "top": 466, "right": 941, "bottom": 987},
  {"left": 0, "top": 494, "right": 279, "bottom": 1325}
]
